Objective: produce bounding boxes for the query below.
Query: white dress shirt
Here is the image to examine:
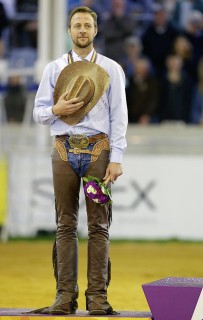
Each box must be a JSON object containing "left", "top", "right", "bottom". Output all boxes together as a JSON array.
[{"left": 34, "top": 49, "right": 128, "bottom": 163}]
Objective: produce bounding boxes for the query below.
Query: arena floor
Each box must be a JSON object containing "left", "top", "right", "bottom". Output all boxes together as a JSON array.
[{"left": 0, "top": 240, "right": 203, "bottom": 313}]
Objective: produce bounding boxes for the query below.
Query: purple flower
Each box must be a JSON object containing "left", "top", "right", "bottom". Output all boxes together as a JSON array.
[{"left": 83, "top": 176, "right": 112, "bottom": 205}]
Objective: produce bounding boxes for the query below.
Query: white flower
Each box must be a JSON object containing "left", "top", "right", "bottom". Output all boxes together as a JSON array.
[{"left": 87, "top": 186, "right": 97, "bottom": 194}]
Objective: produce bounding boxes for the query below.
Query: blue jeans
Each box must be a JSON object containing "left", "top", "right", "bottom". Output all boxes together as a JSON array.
[{"left": 65, "top": 139, "right": 95, "bottom": 177}]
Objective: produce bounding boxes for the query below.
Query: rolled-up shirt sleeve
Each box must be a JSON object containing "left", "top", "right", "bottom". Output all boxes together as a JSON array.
[
  {"left": 108, "top": 62, "right": 128, "bottom": 163},
  {"left": 33, "top": 63, "right": 59, "bottom": 125}
]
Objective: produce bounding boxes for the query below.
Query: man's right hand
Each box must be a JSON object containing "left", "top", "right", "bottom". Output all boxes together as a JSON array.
[{"left": 52, "top": 91, "right": 84, "bottom": 116}]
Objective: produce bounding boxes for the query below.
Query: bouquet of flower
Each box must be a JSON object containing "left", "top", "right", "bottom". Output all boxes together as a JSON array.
[{"left": 83, "top": 175, "right": 112, "bottom": 205}]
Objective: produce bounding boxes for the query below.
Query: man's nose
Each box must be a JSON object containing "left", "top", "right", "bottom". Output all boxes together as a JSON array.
[{"left": 79, "top": 26, "right": 86, "bottom": 33}]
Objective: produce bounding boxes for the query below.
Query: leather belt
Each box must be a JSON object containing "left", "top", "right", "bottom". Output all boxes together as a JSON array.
[{"left": 56, "top": 133, "right": 107, "bottom": 149}]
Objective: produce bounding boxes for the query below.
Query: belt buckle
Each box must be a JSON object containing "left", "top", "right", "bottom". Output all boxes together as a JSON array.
[{"left": 68, "top": 134, "right": 89, "bottom": 149}]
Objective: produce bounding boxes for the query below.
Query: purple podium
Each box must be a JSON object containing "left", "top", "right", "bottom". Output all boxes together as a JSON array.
[{"left": 142, "top": 277, "right": 203, "bottom": 320}]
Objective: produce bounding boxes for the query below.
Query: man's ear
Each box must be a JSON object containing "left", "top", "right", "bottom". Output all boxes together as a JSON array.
[
  {"left": 94, "top": 27, "right": 98, "bottom": 37},
  {"left": 68, "top": 27, "right": 71, "bottom": 36}
]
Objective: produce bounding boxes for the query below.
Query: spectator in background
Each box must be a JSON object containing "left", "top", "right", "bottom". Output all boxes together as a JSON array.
[
  {"left": 159, "top": 55, "right": 192, "bottom": 123},
  {"left": 122, "top": 35, "right": 143, "bottom": 79},
  {"left": 102, "top": 0, "right": 135, "bottom": 63},
  {"left": 4, "top": 75, "right": 26, "bottom": 122},
  {"left": 126, "top": 57, "right": 159, "bottom": 124},
  {"left": 11, "top": 0, "right": 38, "bottom": 48},
  {"left": 81, "top": 0, "right": 106, "bottom": 51},
  {"left": 172, "top": 0, "right": 203, "bottom": 31},
  {"left": 184, "top": 10, "right": 203, "bottom": 83},
  {"left": 0, "top": 1, "right": 9, "bottom": 58},
  {"left": 190, "top": 57, "right": 203, "bottom": 123},
  {"left": 172, "top": 35, "right": 195, "bottom": 82},
  {"left": 164, "top": 0, "right": 178, "bottom": 16},
  {"left": 12, "top": 19, "right": 37, "bottom": 48},
  {"left": 142, "top": 3, "right": 179, "bottom": 78}
]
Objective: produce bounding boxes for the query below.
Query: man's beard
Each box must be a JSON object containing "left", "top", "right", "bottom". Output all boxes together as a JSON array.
[{"left": 72, "top": 38, "right": 94, "bottom": 48}]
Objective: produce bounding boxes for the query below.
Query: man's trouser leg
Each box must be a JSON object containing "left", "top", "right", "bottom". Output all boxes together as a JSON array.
[
  {"left": 84, "top": 149, "right": 113, "bottom": 314},
  {"left": 50, "top": 146, "right": 80, "bottom": 313}
]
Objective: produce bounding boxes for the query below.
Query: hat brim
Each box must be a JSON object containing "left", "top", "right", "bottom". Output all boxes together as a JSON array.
[{"left": 54, "top": 61, "right": 110, "bottom": 126}]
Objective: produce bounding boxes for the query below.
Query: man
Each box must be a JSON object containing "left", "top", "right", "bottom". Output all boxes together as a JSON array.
[
  {"left": 102, "top": 0, "right": 134, "bottom": 64},
  {"left": 126, "top": 57, "right": 159, "bottom": 124},
  {"left": 172, "top": 0, "right": 203, "bottom": 31},
  {"left": 142, "top": 4, "right": 179, "bottom": 78},
  {"left": 0, "top": 1, "right": 8, "bottom": 58},
  {"left": 33, "top": 6, "right": 127, "bottom": 316}
]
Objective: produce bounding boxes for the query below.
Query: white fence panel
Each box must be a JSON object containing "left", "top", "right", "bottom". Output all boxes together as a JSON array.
[{"left": 6, "top": 152, "right": 203, "bottom": 240}]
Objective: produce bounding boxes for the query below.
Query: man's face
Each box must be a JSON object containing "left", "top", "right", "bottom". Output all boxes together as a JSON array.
[
  {"left": 69, "top": 12, "right": 97, "bottom": 49},
  {"left": 154, "top": 10, "right": 167, "bottom": 27}
]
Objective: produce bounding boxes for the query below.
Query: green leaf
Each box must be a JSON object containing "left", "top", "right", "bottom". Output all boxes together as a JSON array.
[
  {"left": 87, "top": 175, "right": 95, "bottom": 180},
  {"left": 87, "top": 175, "right": 100, "bottom": 183}
]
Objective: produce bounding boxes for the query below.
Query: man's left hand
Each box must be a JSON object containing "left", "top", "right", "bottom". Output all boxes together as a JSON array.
[{"left": 103, "top": 162, "right": 123, "bottom": 183}]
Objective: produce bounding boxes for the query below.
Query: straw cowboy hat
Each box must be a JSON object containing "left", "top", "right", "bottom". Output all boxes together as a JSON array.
[{"left": 54, "top": 61, "right": 110, "bottom": 126}]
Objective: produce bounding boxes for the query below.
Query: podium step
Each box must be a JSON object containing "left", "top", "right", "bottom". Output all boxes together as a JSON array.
[{"left": 0, "top": 308, "right": 152, "bottom": 319}]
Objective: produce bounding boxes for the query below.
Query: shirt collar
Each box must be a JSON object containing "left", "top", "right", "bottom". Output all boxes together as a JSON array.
[{"left": 71, "top": 48, "right": 95, "bottom": 62}]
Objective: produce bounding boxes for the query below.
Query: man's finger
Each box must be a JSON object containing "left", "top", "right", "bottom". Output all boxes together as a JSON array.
[
  {"left": 70, "top": 101, "right": 84, "bottom": 109},
  {"left": 63, "top": 101, "right": 84, "bottom": 115},
  {"left": 64, "top": 101, "right": 84, "bottom": 109},
  {"left": 68, "top": 97, "right": 82, "bottom": 104},
  {"left": 60, "top": 90, "right": 69, "bottom": 100}
]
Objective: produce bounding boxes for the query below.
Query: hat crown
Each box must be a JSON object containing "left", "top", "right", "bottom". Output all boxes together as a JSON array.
[{"left": 65, "top": 74, "right": 95, "bottom": 105}]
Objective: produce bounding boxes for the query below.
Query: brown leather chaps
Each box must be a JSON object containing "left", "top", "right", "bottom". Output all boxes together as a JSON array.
[{"left": 51, "top": 136, "right": 111, "bottom": 308}]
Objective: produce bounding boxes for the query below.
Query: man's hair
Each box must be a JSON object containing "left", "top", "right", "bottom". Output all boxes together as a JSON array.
[{"left": 68, "top": 6, "right": 98, "bottom": 28}]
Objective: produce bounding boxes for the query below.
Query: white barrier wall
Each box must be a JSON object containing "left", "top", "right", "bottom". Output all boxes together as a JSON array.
[{"left": 6, "top": 151, "right": 203, "bottom": 240}]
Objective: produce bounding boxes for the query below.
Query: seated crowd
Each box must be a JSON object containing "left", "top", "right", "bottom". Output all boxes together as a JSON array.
[{"left": 1, "top": 0, "right": 203, "bottom": 125}]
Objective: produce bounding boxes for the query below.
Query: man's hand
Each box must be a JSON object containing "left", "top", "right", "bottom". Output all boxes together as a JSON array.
[
  {"left": 52, "top": 91, "right": 84, "bottom": 116},
  {"left": 103, "top": 162, "right": 123, "bottom": 183}
]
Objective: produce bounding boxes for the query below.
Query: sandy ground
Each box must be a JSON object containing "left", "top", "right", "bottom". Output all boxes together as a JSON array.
[{"left": 0, "top": 240, "right": 203, "bottom": 312}]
